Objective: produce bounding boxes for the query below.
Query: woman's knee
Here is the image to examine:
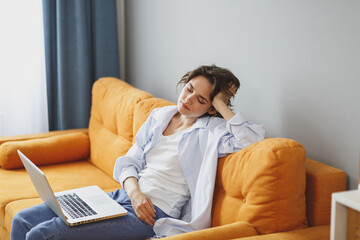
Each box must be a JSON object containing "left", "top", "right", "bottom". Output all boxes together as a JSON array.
[
  {"left": 11, "top": 204, "right": 58, "bottom": 240},
  {"left": 12, "top": 211, "right": 22, "bottom": 225},
  {"left": 11, "top": 211, "right": 31, "bottom": 240},
  {"left": 12, "top": 209, "right": 31, "bottom": 229}
]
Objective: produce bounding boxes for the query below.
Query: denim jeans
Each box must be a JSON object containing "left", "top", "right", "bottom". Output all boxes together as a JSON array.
[{"left": 10, "top": 188, "right": 171, "bottom": 240}]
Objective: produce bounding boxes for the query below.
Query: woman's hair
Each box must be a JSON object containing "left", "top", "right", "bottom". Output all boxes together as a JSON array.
[{"left": 177, "top": 65, "right": 240, "bottom": 118}]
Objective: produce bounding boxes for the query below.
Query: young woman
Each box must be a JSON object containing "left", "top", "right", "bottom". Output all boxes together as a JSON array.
[{"left": 11, "top": 65, "right": 265, "bottom": 240}]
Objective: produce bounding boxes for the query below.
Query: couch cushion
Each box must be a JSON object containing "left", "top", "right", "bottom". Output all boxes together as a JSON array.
[
  {"left": 212, "top": 138, "right": 307, "bottom": 234},
  {"left": 133, "top": 98, "right": 175, "bottom": 143},
  {"left": 0, "top": 132, "right": 89, "bottom": 169},
  {"left": 0, "top": 160, "right": 119, "bottom": 232},
  {"left": 233, "top": 225, "right": 330, "bottom": 240},
  {"left": 0, "top": 129, "right": 88, "bottom": 146},
  {"left": 88, "top": 78, "right": 153, "bottom": 177}
]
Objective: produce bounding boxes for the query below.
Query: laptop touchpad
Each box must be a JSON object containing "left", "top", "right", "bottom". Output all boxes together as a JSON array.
[{"left": 88, "top": 195, "right": 110, "bottom": 205}]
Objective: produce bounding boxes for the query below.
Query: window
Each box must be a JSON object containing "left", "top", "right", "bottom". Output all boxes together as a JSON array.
[{"left": 0, "top": 0, "right": 48, "bottom": 136}]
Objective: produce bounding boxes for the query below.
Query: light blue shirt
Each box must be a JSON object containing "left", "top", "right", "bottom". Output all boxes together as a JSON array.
[{"left": 113, "top": 106, "right": 265, "bottom": 237}]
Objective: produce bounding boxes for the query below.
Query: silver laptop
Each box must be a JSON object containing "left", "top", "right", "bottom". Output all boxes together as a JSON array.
[{"left": 17, "top": 150, "right": 127, "bottom": 226}]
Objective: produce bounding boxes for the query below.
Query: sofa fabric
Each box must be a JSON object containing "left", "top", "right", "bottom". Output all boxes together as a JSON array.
[
  {"left": 162, "top": 221, "right": 258, "bottom": 240},
  {"left": 132, "top": 98, "right": 175, "bottom": 143},
  {"left": 0, "top": 132, "right": 89, "bottom": 169},
  {"left": 305, "top": 159, "right": 347, "bottom": 226},
  {"left": 0, "top": 77, "right": 346, "bottom": 240},
  {"left": 236, "top": 225, "right": 330, "bottom": 240},
  {"left": 88, "top": 77, "right": 153, "bottom": 177},
  {"left": 212, "top": 138, "right": 307, "bottom": 234}
]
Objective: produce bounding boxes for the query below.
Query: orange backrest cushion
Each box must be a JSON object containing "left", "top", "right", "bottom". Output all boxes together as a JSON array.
[
  {"left": 88, "top": 78, "right": 153, "bottom": 177},
  {"left": 133, "top": 98, "right": 175, "bottom": 144},
  {"left": 212, "top": 138, "right": 307, "bottom": 234}
]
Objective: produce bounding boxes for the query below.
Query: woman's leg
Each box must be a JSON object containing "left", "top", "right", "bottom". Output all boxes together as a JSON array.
[
  {"left": 11, "top": 188, "right": 170, "bottom": 240},
  {"left": 11, "top": 202, "right": 58, "bottom": 240}
]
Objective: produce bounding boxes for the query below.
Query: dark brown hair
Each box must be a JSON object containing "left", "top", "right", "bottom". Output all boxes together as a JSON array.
[{"left": 177, "top": 65, "right": 240, "bottom": 117}]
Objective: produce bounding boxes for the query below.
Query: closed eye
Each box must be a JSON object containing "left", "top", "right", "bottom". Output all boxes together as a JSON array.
[
  {"left": 188, "top": 82, "right": 209, "bottom": 104},
  {"left": 199, "top": 96, "right": 208, "bottom": 104}
]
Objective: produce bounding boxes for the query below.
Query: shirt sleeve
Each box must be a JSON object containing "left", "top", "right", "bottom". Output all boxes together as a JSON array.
[
  {"left": 113, "top": 112, "right": 155, "bottom": 187},
  {"left": 217, "top": 112, "right": 265, "bottom": 157}
]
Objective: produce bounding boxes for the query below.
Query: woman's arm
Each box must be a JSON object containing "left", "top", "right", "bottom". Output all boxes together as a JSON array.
[
  {"left": 211, "top": 84, "right": 237, "bottom": 121},
  {"left": 212, "top": 85, "right": 265, "bottom": 155},
  {"left": 124, "top": 177, "right": 156, "bottom": 226},
  {"left": 212, "top": 98, "right": 235, "bottom": 121},
  {"left": 113, "top": 110, "right": 156, "bottom": 186},
  {"left": 113, "top": 110, "right": 158, "bottom": 225}
]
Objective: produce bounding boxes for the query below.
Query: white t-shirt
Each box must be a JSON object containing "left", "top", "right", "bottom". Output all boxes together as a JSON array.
[{"left": 138, "top": 129, "right": 190, "bottom": 218}]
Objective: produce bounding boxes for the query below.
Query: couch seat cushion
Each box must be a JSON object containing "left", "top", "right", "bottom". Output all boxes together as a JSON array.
[
  {"left": 235, "top": 225, "right": 330, "bottom": 240},
  {"left": 0, "top": 160, "right": 119, "bottom": 230}
]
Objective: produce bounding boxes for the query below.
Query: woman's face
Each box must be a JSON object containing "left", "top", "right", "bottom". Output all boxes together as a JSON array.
[{"left": 177, "top": 75, "right": 216, "bottom": 119}]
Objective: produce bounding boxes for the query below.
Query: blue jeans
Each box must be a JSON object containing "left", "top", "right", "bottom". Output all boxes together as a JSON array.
[{"left": 11, "top": 188, "right": 171, "bottom": 240}]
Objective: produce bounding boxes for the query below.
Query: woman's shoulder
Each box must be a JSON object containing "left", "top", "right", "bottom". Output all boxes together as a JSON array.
[
  {"left": 205, "top": 112, "right": 247, "bottom": 131},
  {"left": 205, "top": 115, "right": 227, "bottom": 131},
  {"left": 207, "top": 115, "right": 226, "bottom": 124}
]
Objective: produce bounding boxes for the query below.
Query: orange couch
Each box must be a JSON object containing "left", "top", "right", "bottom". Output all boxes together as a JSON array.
[{"left": 0, "top": 77, "right": 346, "bottom": 240}]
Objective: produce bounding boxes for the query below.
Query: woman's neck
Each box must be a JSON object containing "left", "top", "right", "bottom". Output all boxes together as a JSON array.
[
  {"left": 174, "top": 112, "right": 197, "bottom": 127},
  {"left": 163, "top": 112, "right": 197, "bottom": 136}
]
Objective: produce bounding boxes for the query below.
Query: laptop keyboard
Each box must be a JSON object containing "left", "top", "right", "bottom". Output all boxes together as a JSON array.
[{"left": 57, "top": 193, "right": 97, "bottom": 219}]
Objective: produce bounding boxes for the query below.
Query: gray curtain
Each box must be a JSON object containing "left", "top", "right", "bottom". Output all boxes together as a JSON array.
[{"left": 42, "top": 0, "right": 120, "bottom": 130}]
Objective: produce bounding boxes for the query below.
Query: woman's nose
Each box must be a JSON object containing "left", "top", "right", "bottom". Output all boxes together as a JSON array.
[{"left": 185, "top": 94, "right": 193, "bottom": 104}]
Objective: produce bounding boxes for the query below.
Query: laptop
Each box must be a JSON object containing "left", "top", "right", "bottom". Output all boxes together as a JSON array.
[{"left": 17, "top": 150, "right": 127, "bottom": 226}]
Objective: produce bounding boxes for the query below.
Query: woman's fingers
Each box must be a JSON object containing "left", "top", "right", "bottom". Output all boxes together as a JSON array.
[
  {"left": 229, "top": 83, "right": 238, "bottom": 95},
  {"left": 133, "top": 196, "right": 156, "bottom": 226},
  {"left": 136, "top": 207, "right": 155, "bottom": 226},
  {"left": 124, "top": 178, "right": 157, "bottom": 226},
  {"left": 147, "top": 197, "right": 156, "bottom": 215}
]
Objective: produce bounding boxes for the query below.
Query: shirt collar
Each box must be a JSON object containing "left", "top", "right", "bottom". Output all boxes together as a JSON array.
[{"left": 153, "top": 105, "right": 209, "bottom": 130}]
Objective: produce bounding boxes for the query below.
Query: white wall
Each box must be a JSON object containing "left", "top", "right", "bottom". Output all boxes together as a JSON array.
[{"left": 124, "top": 0, "right": 360, "bottom": 189}]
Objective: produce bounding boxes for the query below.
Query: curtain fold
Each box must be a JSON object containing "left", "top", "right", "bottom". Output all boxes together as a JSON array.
[{"left": 43, "top": 0, "right": 120, "bottom": 131}]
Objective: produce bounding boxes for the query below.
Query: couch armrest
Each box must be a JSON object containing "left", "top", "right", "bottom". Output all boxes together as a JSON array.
[
  {"left": 233, "top": 225, "right": 329, "bottom": 240},
  {"left": 305, "top": 158, "right": 346, "bottom": 227},
  {"left": 0, "top": 129, "right": 88, "bottom": 145},
  {"left": 0, "top": 129, "right": 89, "bottom": 169},
  {"left": 161, "top": 222, "right": 258, "bottom": 240}
]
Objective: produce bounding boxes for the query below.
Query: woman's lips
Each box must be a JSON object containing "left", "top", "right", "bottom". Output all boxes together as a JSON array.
[{"left": 181, "top": 102, "right": 190, "bottom": 110}]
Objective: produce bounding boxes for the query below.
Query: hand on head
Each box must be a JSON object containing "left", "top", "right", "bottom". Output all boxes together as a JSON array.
[{"left": 213, "top": 83, "right": 238, "bottom": 106}]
